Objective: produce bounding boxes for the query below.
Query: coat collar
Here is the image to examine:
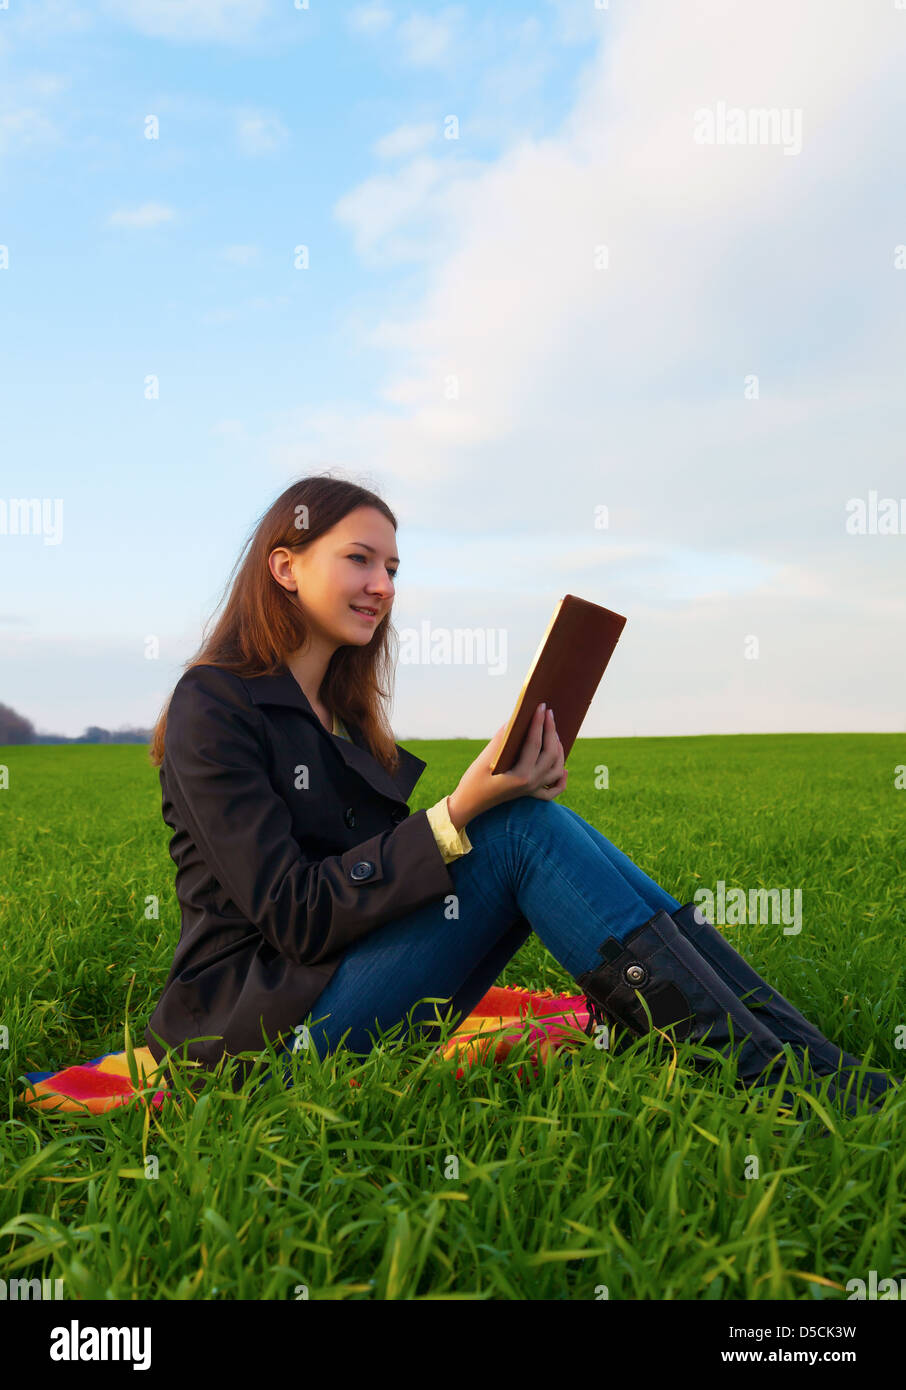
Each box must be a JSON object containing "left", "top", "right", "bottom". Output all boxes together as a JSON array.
[{"left": 239, "top": 666, "right": 427, "bottom": 805}]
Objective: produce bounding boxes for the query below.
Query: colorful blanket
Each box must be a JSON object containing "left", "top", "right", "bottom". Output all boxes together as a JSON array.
[{"left": 18, "top": 985, "right": 592, "bottom": 1114}]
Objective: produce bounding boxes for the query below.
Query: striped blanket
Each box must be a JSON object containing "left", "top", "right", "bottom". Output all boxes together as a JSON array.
[{"left": 18, "top": 986, "right": 592, "bottom": 1114}]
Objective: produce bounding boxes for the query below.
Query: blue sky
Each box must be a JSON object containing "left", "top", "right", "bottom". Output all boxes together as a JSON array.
[{"left": 2, "top": 0, "right": 905, "bottom": 741}]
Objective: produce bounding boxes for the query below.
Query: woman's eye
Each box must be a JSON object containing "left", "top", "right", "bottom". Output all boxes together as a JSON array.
[{"left": 350, "top": 553, "right": 397, "bottom": 579}]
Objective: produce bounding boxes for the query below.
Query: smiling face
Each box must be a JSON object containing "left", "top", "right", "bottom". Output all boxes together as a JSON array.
[{"left": 269, "top": 504, "right": 399, "bottom": 650}]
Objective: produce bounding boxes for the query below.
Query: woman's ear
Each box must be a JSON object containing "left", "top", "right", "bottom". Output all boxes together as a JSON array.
[{"left": 268, "top": 547, "right": 297, "bottom": 592}]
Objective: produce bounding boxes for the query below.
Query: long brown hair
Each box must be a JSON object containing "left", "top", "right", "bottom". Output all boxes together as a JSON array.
[{"left": 148, "top": 474, "right": 402, "bottom": 774}]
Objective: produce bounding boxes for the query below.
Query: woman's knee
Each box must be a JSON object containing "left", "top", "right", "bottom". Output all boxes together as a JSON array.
[
  {"left": 466, "top": 800, "right": 544, "bottom": 828},
  {"left": 505, "top": 796, "right": 567, "bottom": 830},
  {"left": 466, "top": 795, "right": 556, "bottom": 840}
]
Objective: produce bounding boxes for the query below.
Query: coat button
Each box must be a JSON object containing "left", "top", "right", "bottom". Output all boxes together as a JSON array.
[
  {"left": 390, "top": 807, "right": 407, "bottom": 824},
  {"left": 349, "top": 860, "right": 375, "bottom": 882},
  {"left": 344, "top": 807, "right": 356, "bottom": 828}
]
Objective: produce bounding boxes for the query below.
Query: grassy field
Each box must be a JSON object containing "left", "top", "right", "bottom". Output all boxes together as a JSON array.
[{"left": 1, "top": 733, "right": 904, "bottom": 1300}]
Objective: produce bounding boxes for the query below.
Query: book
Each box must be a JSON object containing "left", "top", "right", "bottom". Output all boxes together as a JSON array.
[{"left": 489, "top": 595, "right": 627, "bottom": 775}]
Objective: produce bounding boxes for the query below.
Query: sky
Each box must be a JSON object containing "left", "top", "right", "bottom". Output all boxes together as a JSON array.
[{"left": 1, "top": 0, "right": 904, "bottom": 742}]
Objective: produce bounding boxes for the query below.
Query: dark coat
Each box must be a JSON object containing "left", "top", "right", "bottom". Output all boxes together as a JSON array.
[{"left": 144, "top": 662, "right": 456, "bottom": 1074}]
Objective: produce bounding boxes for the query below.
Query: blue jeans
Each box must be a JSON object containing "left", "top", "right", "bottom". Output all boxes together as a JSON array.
[{"left": 293, "top": 797, "right": 684, "bottom": 1062}]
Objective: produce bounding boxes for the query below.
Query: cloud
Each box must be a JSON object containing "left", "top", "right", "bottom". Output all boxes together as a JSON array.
[
  {"left": 373, "top": 122, "right": 437, "bottom": 160},
  {"left": 236, "top": 109, "right": 288, "bottom": 156},
  {"left": 0, "top": 73, "right": 67, "bottom": 157},
  {"left": 326, "top": 0, "right": 906, "bottom": 523},
  {"left": 199, "top": 295, "right": 289, "bottom": 324},
  {"left": 542, "top": 0, "right": 606, "bottom": 45},
  {"left": 344, "top": 5, "right": 465, "bottom": 64},
  {"left": 273, "top": 0, "right": 906, "bottom": 732},
  {"left": 0, "top": 106, "right": 59, "bottom": 155},
  {"left": 333, "top": 153, "right": 484, "bottom": 265},
  {"left": 103, "top": 0, "right": 271, "bottom": 43},
  {"left": 200, "top": 307, "right": 240, "bottom": 325},
  {"left": 108, "top": 202, "right": 175, "bottom": 228},
  {"left": 346, "top": 4, "right": 393, "bottom": 36},
  {"left": 28, "top": 74, "right": 68, "bottom": 98},
  {"left": 221, "top": 244, "right": 260, "bottom": 265},
  {"left": 397, "top": 6, "right": 463, "bottom": 66},
  {"left": 210, "top": 419, "right": 247, "bottom": 439},
  {"left": 1, "top": 1, "right": 93, "bottom": 41}
]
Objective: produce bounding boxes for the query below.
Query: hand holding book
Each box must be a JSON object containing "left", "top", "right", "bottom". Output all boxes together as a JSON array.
[
  {"left": 445, "top": 594, "right": 626, "bottom": 833},
  {"left": 446, "top": 701, "right": 567, "bottom": 832}
]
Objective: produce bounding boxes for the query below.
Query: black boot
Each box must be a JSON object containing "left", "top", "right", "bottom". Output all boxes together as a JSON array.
[
  {"left": 577, "top": 910, "right": 878, "bottom": 1116},
  {"left": 669, "top": 901, "right": 898, "bottom": 1107}
]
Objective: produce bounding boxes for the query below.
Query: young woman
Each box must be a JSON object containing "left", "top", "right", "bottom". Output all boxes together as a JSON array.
[{"left": 145, "top": 476, "right": 897, "bottom": 1113}]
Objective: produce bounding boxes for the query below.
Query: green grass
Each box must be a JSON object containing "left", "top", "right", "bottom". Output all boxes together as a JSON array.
[{"left": 1, "top": 734, "right": 904, "bottom": 1300}]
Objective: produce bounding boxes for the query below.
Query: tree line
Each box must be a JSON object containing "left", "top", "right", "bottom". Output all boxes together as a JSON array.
[{"left": 0, "top": 701, "right": 151, "bottom": 745}]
